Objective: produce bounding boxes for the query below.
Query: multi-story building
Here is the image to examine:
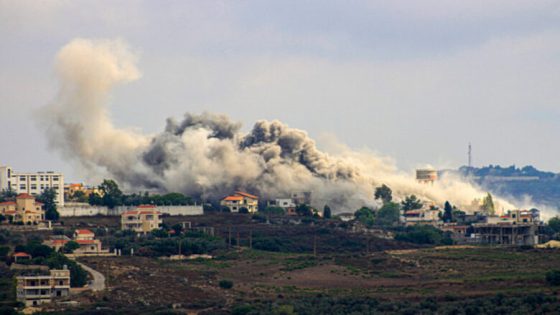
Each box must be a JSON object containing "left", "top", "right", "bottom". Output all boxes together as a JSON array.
[
  {"left": 121, "top": 205, "right": 162, "bottom": 234},
  {"left": 0, "top": 166, "right": 64, "bottom": 206},
  {"left": 16, "top": 268, "right": 70, "bottom": 306},
  {"left": 220, "top": 191, "right": 259, "bottom": 213},
  {"left": 0, "top": 193, "right": 45, "bottom": 224}
]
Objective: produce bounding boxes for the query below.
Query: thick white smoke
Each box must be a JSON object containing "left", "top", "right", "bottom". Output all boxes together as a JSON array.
[{"left": 39, "top": 38, "right": 516, "bottom": 213}]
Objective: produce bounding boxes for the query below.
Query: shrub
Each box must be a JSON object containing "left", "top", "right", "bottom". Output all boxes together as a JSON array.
[
  {"left": 232, "top": 304, "right": 254, "bottom": 315},
  {"left": 63, "top": 241, "right": 80, "bottom": 253},
  {"left": 395, "top": 225, "right": 443, "bottom": 244},
  {"left": 219, "top": 279, "right": 233, "bottom": 289},
  {"left": 546, "top": 270, "right": 560, "bottom": 286}
]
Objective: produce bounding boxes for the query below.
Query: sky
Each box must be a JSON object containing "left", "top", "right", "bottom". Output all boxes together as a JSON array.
[{"left": 2, "top": 0, "right": 560, "bottom": 182}]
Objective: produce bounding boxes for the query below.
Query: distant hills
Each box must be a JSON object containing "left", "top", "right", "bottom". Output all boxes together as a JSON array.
[{"left": 441, "top": 165, "right": 560, "bottom": 208}]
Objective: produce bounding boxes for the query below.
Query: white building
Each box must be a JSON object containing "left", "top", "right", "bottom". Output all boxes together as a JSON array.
[{"left": 0, "top": 166, "right": 64, "bottom": 206}]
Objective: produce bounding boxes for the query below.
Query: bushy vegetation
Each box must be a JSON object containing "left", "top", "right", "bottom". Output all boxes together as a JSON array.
[
  {"left": 395, "top": 225, "right": 453, "bottom": 245},
  {"left": 102, "top": 229, "right": 226, "bottom": 257},
  {"left": 14, "top": 241, "right": 88, "bottom": 287},
  {"left": 218, "top": 279, "right": 233, "bottom": 289},
  {"left": 231, "top": 293, "right": 560, "bottom": 315}
]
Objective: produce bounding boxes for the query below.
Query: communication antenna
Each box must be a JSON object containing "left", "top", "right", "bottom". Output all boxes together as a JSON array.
[{"left": 468, "top": 142, "right": 472, "bottom": 168}]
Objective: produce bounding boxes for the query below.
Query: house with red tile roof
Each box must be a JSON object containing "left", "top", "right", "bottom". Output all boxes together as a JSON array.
[
  {"left": 0, "top": 193, "right": 44, "bottom": 224},
  {"left": 13, "top": 252, "right": 31, "bottom": 263},
  {"left": 121, "top": 205, "right": 162, "bottom": 234},
  {"left": 220, "top": 191, "right": 259, "bottom": 213}
]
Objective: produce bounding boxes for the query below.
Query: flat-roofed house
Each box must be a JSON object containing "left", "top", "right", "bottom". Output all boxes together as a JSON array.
[{"left": 16, "top": 268, "right": 70, "bottom": 306}]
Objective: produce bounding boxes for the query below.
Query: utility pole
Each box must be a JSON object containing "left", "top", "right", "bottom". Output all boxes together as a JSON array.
[
  {"left": 313, "top": 235, "right": 317, "bottom": 257},
  {"left": 249, "top": 230, "right": 252, "bottom": 249},
  {"left": 468, "top": 142, "right": 472, "bottom": 168}
]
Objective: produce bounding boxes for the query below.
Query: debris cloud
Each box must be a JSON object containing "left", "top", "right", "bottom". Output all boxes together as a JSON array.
[{"left": 39, "top": 38, "right": 516, "bottom": 212}]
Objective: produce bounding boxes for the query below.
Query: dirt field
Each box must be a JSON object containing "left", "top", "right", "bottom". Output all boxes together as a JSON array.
[{"left": 46, "top": 245, "right": 559, "bottom": 314}]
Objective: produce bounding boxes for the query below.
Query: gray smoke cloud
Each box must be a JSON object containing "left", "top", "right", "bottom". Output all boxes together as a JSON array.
[{"left": 39, "top": 38, "right": 518, "bottom": 213}]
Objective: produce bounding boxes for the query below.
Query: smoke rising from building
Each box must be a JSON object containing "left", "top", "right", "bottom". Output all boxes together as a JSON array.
[{"left": 39, "top": 38, "right": 516, "bottom": 212}]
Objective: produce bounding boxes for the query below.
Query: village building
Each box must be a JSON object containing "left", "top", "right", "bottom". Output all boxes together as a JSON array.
[
  {"left": 0, "top": 193, "right": 45, "bottom": 224},
  {"left": 13, "top": 252, "right": 32, "bottom": 263},
  {"left": 402, "top": 208, "right": 441, "bottom": 226},
  {"left": 471, "top": 209, "right": 545, "bottom": 245},
  {"left": 121, "top": 205, "right": 162, "bottom": 234},
  {"left": 220, "top": 191, "right": 259, "bottom": 213},
  {"left": 63, "top": 183, "right": 101, "bottom": 201},
  {"left": 16, "top": 268, "right": 70, "bottom": 306},
  {"left": 72, "top": 229, "right": 104, "bottom": 254},
  {"left": 267, "top": 198, "right": 297, "bottom": 215},
  {"left": 0, "top": 166, "right": 64, "bottom": 205},
  {"left": 43, "top": 230, "right": 108, "bottom": 255}
]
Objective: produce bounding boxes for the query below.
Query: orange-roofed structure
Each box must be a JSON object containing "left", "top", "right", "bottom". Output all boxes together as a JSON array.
[
  {"left": 0, "top": 193, "right": 44, "bottom": 225},
  {"left": 121, "top": 205, "right": 162, "bottom": 234},
  {"left": 220, "top": 191, "right": 259, "bottom": 213},
  {"left": 13, "top": 252, "right": 31, "bottom": 263}
]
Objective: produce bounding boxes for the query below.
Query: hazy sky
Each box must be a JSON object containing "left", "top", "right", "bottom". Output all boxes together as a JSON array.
[{"left": 2, "top": 1, "right": 560, "bottom": 182}]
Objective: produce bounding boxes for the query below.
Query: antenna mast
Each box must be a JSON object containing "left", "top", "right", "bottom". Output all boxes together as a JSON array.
[{"left": 468, "top": 142, "right": 472, "bottom": 168}]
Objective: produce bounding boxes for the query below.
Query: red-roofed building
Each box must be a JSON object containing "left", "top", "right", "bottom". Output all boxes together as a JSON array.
[
  {"left": 121, "top": 206, "right": 162, "bottom": 234},
  {"left": 13, "top": 252, "right": 31, "bottom": 263},
  {"left": 220, "top": 191, "right": 259, "bottom": 213},
  {"left": 0, "top": 193, "right": 44, "bottom": 224}
]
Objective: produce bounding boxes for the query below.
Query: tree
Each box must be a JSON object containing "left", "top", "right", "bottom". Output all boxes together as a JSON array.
[
  {"left": 443, "top": 201, "right": 453, "bottom": 223},
  {"left": 63, "top": 241, "right": 80, "bottom": 253},
  {"left": 71, "top": 190, "right": 88, "bottom": 203},
  {"left": 481, "top": 193, "right": 495, "bottom": 215},
  {"left": 375, "top": 202, "right": 401, "bottom": 226},
  {"left": 545, "top": 270, "right": 560, "bottom": 286},
  {"left": 395, "top": 225, "right": 443, "bottom": 244},
  {"left": 548, "top": 217, "right": 560, "bottom": 233},
  {"left": 323, "top": 205, "right": 332, "bottom": 219},
  {"left": 37, "top": 188, "right": 59, "bottom": 221},
  {"left": 239, "top": 207, "right": 249, "bottom": 214},
  {"left": 374, "top": 184, "right": 392, "bottom": 204},
  {"left": 401, "top": 195, "right": 423, "bottom": 211},
  {"left": 88, "top": 192, "right": 103, "bottom": 206},
  {"left": 296, "top": 204, "right": 313, "bottom": 217},
  {"left": 355, "top": 207, "right": 375, "bottom": 227},
  {"left": 262, "top": 206, "right": 285, "bottom": 215},
  {"left": 99, "top": 179, "right": 123, "bottom": 209}
]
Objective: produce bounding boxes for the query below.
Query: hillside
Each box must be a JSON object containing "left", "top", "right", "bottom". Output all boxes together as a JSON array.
[{"left": 442, "top": 165, "right": 560, "bottom": 208}]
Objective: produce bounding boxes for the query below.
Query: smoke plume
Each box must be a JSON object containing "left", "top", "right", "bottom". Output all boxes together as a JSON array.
[{"left": 39, "top": 38, "right": 517, "bottom": 212}]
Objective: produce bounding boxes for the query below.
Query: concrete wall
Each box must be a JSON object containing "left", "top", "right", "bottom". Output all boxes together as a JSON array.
[{"left": 59, "top": 203, "right": 203, "bottom": 217}]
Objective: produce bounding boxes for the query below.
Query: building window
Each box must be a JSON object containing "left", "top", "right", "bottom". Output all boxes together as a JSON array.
[
  {"left": 19, "top": 176, "right": 26, "bottom": 181},
  {"left": 30, "top": 176, "right": 37, "bottom": 181},
  {"left": 53, "top": 176, "right": 59, "bottom": 181},
  {"left": 31, "top": 185, "right": 37, "bottom": 190},
  {"left": 20, "top": 184, "right": 26, "bottom": 190}
]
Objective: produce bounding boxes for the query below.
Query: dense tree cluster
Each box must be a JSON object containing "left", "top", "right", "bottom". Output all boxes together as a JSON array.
[{"left": 88, "top": 179, "right": 195, "bottom": 208}]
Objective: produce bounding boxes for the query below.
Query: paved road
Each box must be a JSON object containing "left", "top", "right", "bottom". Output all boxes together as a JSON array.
[{"left": 76, "top": 262, "right": 106, "bottom": 291}]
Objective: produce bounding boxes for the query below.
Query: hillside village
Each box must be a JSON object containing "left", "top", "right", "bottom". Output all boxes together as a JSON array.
[{"left": 1, "top": 164, "right": 560, "bottom": 314}]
